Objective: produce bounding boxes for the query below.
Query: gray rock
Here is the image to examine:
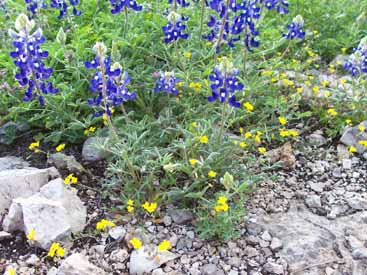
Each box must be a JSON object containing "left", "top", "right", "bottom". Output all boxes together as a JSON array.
[
  {"left": 0, "top": 231, "right": 12, "bottom": 240},
  {"left": 57, "top": 253, "right": 106, "bottom": 275},
  {"left": 82, "top": 137, "right": 109, "bottom": 161},
  {"left": 201, "top": 264, "right": 218, "bottom": 274},
  {"left": 305, "top": 195, "right": 322, "bottom": 208},
  {"left": 342, "top": 159, "right": 352, "bottom": 170},
  {"left": 108, "top": 226, "right": 126, "bottom": 240},
  {"left": 129, "top": 245, "right": 178, "bottom": 275},
  {"left": 0, "top": 167, "right": 59, "bottom": 216},
  {"left": 244, "top": 246, "right": 258, "bottom": 258},
  {"left": 162, "top": 215, "right": 172, "bottom": 226},
  {"left": 340, "top": 121, "right": 367, "bottom": 154},
  {"left": 308, "top": 181, "right": 325, "bottom": 193},
  {"left": 26, "top": 254, "right": 40, "bottom": 266},
  {"left": 256, "top": 203, "right": 367, "bottom": 273},
  {"left": 48, "top": 153, "right": 85, "bottom": 173},
  {"left": 168, "top": 209, "right": 195, "bottom": 225},
  {"left": 3, "top": 178, "right": 86, "bottom": 249},
  {"left": 346, "top": 235, "right": 367, "bottom": 260},
  {"left": 109, "top": 249, "right": 129, "bottom": 263},
  {"left": 307, "top": 130, "right": 327, "bottom": 147},
  {"left": 0, "top": 156, "right": 29, "bottom": 172},
  {"left": 263, "top": 262, "right": 284, "bottom": 274},
  {"left": 270, "top": 238, "right": 283, "bottom": 251},
  {"left": 346, "top": 194, "right": 367, "bottom": 210},
  {"left": 337, "top": 144, "right": 350, "bottom": 160}
]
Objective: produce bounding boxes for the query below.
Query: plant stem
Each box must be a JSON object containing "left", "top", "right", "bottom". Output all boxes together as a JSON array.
[
  {"left": 199, "top": 0, "right": 206, "bottom": 38},
  {"left": 214, "top": 0, "right": 230, "bottom": 59},
  {"left": 123, "top": 7, "right": 128, "bottom": 38},
  {"left": 218, "top": 101, "right": 228, "bottom": 144},
  {"left": 280, "top": 40, "right": 291, "bottom": 59},
  {"left": 243, "top": 26, "right": 248, "bottom": 76}
]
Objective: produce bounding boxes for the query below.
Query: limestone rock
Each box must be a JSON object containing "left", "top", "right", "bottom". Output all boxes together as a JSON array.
[
  {"left": 129, "top": 245, "right": 178, "bottom": 275},
  {"left": 57, "top": 253, "right": 106, "bottom": 275},
  {"left": 82, "top": 137, "right": 109, "bottom": 161},
  {"left": 340, "top": 121, "right": 367, "bottom": 154},
  {"left": 0, "top": 167, "right": 59, "bottom": 215},
  {"left": 0, "top": 156, "right": 29, "bottom": 172},
  {"left": 48, "top": 153, "right": 85, "bottom": 173}
]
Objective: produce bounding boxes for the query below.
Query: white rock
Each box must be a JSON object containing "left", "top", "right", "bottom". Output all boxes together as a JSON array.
[
  {"left": 129, "top": 245, "right": 178, "bottom": 275},
  {"left": 0, "top": 156, "right": 29, "bottom": 171},
  {"left": 2, "top": 178, "right": 86, "bottom": 249},
  {"left": 0, "top": 231, "right": 12, "bottom": 240},
  {"left": 82, "top": 137, "right": 109, "bottom": 161},
  {"left": 0, "top": 167, "right": 59, "bottom": 215},
  {"left": 57, "top": 253, "right": 106, "bottom": 275},
  {"left": 108, "top": 226, "right": 126, "bottom": 240},
  {"left": 342, "top": 159, "right": 352, "bottom": 170}
]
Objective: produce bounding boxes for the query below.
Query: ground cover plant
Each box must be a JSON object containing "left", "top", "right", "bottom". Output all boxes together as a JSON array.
[{"left": 1, "top": 0, "right": 367, "bottom": 272}]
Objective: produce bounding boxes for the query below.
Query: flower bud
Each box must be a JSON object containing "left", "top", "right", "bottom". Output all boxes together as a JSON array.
[
  {"left": 15, "top": 13, "right": 35, "bottom": 33},
  {"left": 56, "top": 27, "right": 66, "bottom": 46},
  {"left": 111, "top": 41, "right": 121, "bottom": 62},
  {"left": 93, "top": 42, "right": 107, "bottom": 59}
]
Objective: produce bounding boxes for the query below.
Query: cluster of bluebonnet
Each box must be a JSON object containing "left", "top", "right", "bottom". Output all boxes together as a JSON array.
[
  {"left": 25, "top": 0, "right": 47, "bottom": 16},
  {"left": 50, "top": 0, "right": 81, "bottom": 19},
  {"left": 162, "top": 0, "right": 189, "bottom": 43},
  {"left": 283, "top": 15, "right": 305, "bottom": 41},
  {"left": 85, "top": 42, "right": 136, "bottom": 117},
  {"left": 9, "top": 14, "right": 58, "bottom": 106},
  {"left": 208, "top": 58, "right": 243, "bottom": 107},
  {"left": 154, "top": 71, "right": 180, "bottom": 95},
  {"left": 109, "top": 0, "right": 142, "bottom": 14},
  {"left": 344, "top": 37, "right": 367, "bottom": 76},
  {"left": 204, "top": 0, "right": 290, "bottom": 52}
]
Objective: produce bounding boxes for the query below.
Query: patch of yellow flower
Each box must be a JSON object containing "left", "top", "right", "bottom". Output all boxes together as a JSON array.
[
  {"left": 26, "top": 229, "right": 36, "bottom": 241},
  {"left": 127, "top": 199, "right": 134, "bottom": 213},
  {"left": 208, "top": 170, "right": 217, "bottom": 178},
  {"left": 214, "top": 196, "right": 229, "bottom": 213},
  {"left": 278, "top": 116, "right": 287, "bottom": 125},
  {"left": 358, "top": 140, "right": 367, "bottom": 147},
  {"left": 28, "top": 141, "right": 41, "bottom": 152},
  {"left": 349, "top": 146, "right": 357, "bottom": 154},
  {"left": 244, "top": 131, "right": 252, "bottom": 138},
  {"left": 189, "top": 82, "right": 202, "bottom": 92},
  {"left": 258, "top": 147, "right": 267, "bottom": 154},
  {"left": 345, "top": 119, "right": 352, "bottom": 126},
  {"left": 55, "top": 143, "right": 65, "bottom": 152},
  {"left": 184, "top": 51, "right": 192, "bottom": 59},
  {"left": 96, "top": 219, "right": 116, "bottom": 231},
  {"left": 84, "top": 126, "right": 96, "bottom": 136},
  {"left": 142, "top": 202, "right": 157, "bottom": 213},
  {"left": 48, "top": 242, "right": 65, "bottom": 258},
  {"left": 189, "top": 158, "right": 198, "bottom": 166},
  {"left": 64, "top": 173, "right": 78, "bottom": 184},
  {"left": 312, "top": 86, "right": 320, "bottom": 94},
  {"left": 6, "top": 268, "right": 16, "bottom": 275},
  {"left": 296, "top": 87, "right": 303, "bottom": 93},
  {"left": 327, "top": 108, "right": 338, "bottom": 117},
  {"left": 158, "top": 240, "right": 172, "bottom": 252},
  {"left": 243, "top": 102, "right": 254, "bottom": 112},
  {"left": 282, "top": 79, "right": 294, "bottom": 87},
  {"left": 239, "top": 141, "right": 247, "bottom": 148},
  {"left": 358, "top": 125, "right": 365, "bottom": 133},
  {"left": 279, "top": 129, "right": 299, "bottom": 138},
  {"left": 200, "top": 135, "right": 209, "bottom": 144},
  {"left": 130, "top": 237, "right": 142, "bottom": 249}
]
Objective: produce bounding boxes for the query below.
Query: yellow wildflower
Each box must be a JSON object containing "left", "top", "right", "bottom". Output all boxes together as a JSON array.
[
  {"left": 304, "top": 80, "right": 311, "bottom": 86},
  {"left": 158, "top": 240, "right": 172, "bottom": 252},
  {"left": 345, "top": 119, "right": 352, "bottom": 126},
  {"left": 282, "top": 79, "right": 294, "bottom": 87},
  {"left": 6, "top": 268, "right": 16, "bottom": 275},
  {"left": 217, "top": 196, "right": 227, "bottom": 205},
  {"left": 349, "top": 146, "right": 357, "bottom": 154},
  {"left": 312, "top": 86, "right": 320, "bottom": 94},
  {"left": 26, "top": 229, "right": 36, "bottom": 241},
  {"left": 278, "top": 116, "right": 287, "bottom": 125},
  {"left": 327, "top": 108, "right": 338, "bottom": 117},
  {"left": 358, "top": 140, "right": 367, "bottom": 147},
  {"left": 142, "top": 202, "right": 157, "bottom": 213},
  {"left": 96, "top": 219, "right": 116, "bottom": 231},
  {"left": 208, "top": 170, "right": 217, "bottom": 178},
  {"left": 200, "top": 135, "right": 209, "bottom": 144},
  {"left": 279, "top": 129, "right": 290, "bottom": 137},
  {"left": 243, "top": 102, "right": 254, "bottom": 112},
  {"left": 288, "top": 129, "right": 299, "bottom": 137},
  {"left": 339, "top": 79, "right": 347, "bottom": 85},
  {"left": 341, "top": 47, "right": 347, "bottom": 54},
  {"left": 184, "top": 51, "right": 192, "bottom": 59},
  {"left": 189, "top": 82, "right": 202, "bottom": 92},
  {"left": 84, "top": 126, "right": 96, "bottom": 136},
  {"left": 189, "top": 159, "right": 198, "bottom": 166},
  {"left": 358, "top": 125, "right": 365, "bottom": 133},
  {"left": 239, "top": 142, "right": 247, "bottom": 148},
  {"left": 214, "top": 196, "right": 229, "bottom": 213},
  {"left": 127, "top": 199, "right": 134, "bottom": 213},
  {"left": 28, "top": 141, "right": 40, "bottom": 152},
  {"left": 55, "top": 144, "right": 65, "bottom": 152},
  {"left": 48, "top": 242, "right": 65, "bottom": 258},
  {"left": 296, "top": 87, "right": 304, "bottom": 93},
  {"left": 191, "top": 122, "right": 198, "bottom": 128},
  {"left": 244, "top": 132, "right": 252, "bottom": 138},
  {"left": 130, "top": 238, "right": 142, "bottom": 249},
  {"left": 64, "top": 173, "right": 78, "bottom": 184},
  {"left": 258, "top": 147, "right": 266, "bottom": 154},
  {"left": 321, "top": 80, "right": 329, "bottom": 87}
]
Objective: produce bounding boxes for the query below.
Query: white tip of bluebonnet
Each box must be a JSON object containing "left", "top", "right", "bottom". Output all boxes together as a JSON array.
[
  {"left": 15, "top": 13, "right": 35, "bottom": 33},
  {"left": 93, "top": 42, "right": 107, "bottom": 59}
]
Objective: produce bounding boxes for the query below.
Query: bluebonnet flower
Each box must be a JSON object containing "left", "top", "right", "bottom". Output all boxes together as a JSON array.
[
  {"left": 109, "top": 0, "right": 142, "bottom": 14},
  {"left": 344, "top": 37, "right": 367, "bottom": 76},
  {"left": 283, "top": 15, "right": 305, "bottom": 41},
  {"left": 208, "top": 58, "right": 243, "bottom": 107},
  {"left": 162, "top": 11, "right": 189, "bottom": 43},
  {"left": 9, "top": 14, "right": 58, "bottom": 106},
  {"left": 25, "top": 0, "right": 47, "bottom": 16},
  {"left": 85, "top": 42, "right": 136, "bottom": 117},
  {"left": 261, "top": 0, "right": 289, "bottom": 14},
  {"left": 50, "top": 0, "right": 81, "bottom": 19},
  {"left": 168, "top": 0, "right": 190, "bottom": 7},
  {"left": 154, "top": 71, "right": 180, "bottom": 95}
]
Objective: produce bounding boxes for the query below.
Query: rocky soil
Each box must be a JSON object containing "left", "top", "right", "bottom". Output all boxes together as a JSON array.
[{"left": 0, "top": 128, "right": 367, "bottom": 275}]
